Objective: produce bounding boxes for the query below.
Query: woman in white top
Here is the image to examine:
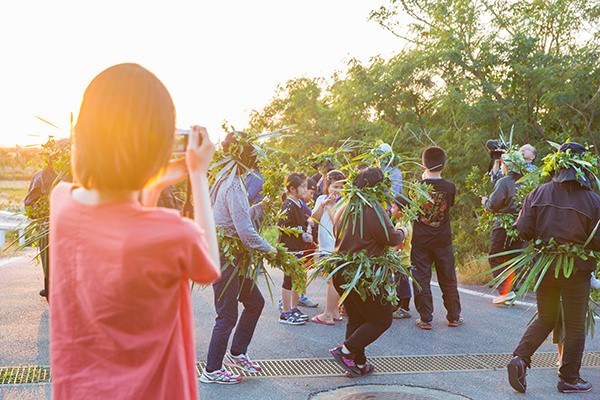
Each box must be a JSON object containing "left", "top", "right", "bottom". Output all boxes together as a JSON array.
[{"left": 310, "top": 170, "right": 346, "bottom": 325}]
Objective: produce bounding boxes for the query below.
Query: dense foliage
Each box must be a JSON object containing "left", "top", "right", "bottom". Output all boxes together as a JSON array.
[{"left": 249, "top": 0, "right": 600, "bottom": 268}]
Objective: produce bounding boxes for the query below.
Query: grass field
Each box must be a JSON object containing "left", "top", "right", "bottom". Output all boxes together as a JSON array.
[{"left": 0, "top": 180, "right": 29, "bottom": 213}]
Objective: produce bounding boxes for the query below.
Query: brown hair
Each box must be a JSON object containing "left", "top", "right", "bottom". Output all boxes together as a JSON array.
[
  {"left": 284, "top": 172, "right": 307, "bottom": 190},
  {"left": 73, "top": 63, "right": 175, "bottom": 190},
  {"left": 323, "top": 169, "right": 345, "bottom": 195}
]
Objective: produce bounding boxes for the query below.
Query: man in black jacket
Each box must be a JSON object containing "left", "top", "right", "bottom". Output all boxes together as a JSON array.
[
  {"left": 507, "top": 142, "right": 600, "bottom": 394},
  {"left": 483, "top": 150, "right": 526, "bottom": 305}
]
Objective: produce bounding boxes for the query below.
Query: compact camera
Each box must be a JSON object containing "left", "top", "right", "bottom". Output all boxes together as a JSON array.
[
  {"left": 485, "top": 139, "right": 507, "bottom": 161},
  {"left": 173, "top": 129, "right": 190, "bottom": 153}
]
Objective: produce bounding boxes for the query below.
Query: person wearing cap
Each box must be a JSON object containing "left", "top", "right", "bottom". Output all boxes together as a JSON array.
[
  {"left": 411, "top": 146, "right": 462, "bottom": 330},
  {"left": 507, "top": 142, "right": 600, "bottom": 394},
  {"left": 482, "top": 150, "right": 528, "bottom": 305}
]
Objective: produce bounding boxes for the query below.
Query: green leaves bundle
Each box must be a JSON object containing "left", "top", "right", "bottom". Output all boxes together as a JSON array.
[
  {"left": 310, "top": 248, "right": 412, "bottom": 306},
  {"left": 216, "top": 229, "right": 307, "bottom": 300}
]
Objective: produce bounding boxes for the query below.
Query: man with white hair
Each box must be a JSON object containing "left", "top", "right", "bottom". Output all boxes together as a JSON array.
[{"left": 519, "top": 144, "right": 537, "bottom": 172}]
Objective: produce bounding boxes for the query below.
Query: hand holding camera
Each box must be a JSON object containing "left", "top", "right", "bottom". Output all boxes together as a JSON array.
[
  {"left": 486, "top": 139, "right": 506, "bottom": 161},
  {"left": 185, "top": 126, "right": 214, "bottom": 177}
]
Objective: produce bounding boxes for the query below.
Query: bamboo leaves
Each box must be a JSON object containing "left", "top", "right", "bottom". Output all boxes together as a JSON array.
[
  {"left": 310, "top": 248, "right": 413, "bottom": 306},
  {"left": 215, "top": 229, "right": 307, "bottom": 299}
]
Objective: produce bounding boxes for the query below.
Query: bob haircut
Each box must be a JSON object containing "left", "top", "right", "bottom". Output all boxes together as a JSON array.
[
  {"left": 284, "top": 172, "right": 307, "bottom": 190},
  {"left": 73, "top": 63, "right": 175, "bottom": 190},
  {"left": 323, "top": 169, "right": 345, "bottom": 195}
]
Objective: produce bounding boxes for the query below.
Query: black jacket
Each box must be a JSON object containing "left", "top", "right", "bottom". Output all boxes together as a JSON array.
[
  {"left": 485, "top": 171, "right": 522, "bottom": 229},
  {"left": 334, "top": 202, "right": 405, "bottom": 257},
  {"left": 515, "top": 180, "right": 600, "bottom": 272},
  {"left": 278, "top": 197, "right": 308, "bottom": 252}
]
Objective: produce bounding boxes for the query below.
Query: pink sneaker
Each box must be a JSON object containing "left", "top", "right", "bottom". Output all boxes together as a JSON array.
[
  {"left": 199, "top": 367, "right": 242, "bottom": 384},
  {"left": 224, "top": 352, "right": 262, "bottom": 373},
  {"left": 330, "top": 346, "right": 360, "bottom": 377}
]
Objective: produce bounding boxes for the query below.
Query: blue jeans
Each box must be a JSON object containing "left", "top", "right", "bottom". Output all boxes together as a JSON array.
[{"left": 205, "top": 261, "right": 265, "bottom": 372}]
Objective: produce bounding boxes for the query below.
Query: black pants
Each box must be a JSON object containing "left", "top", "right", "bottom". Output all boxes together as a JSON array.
[
  {"left": 39, "top": 234, "right": 49, "bottom": 300},
  {"left": 411, "top": 244, "right": 461, "bottom": 323},
  {"left": 395, "top": 275, "right": 412, "bottom": 310},
  {"left": 513, "top": 270, "right": 590, "bottom": 382},
  {"left": 333, "top": 272, "right": 393, "bottom": 365},
  {"left": 489, "top": 226, "right": 523, "bottom": 294}
]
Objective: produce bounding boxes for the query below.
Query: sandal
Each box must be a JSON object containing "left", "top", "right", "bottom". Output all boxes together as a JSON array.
[{"left": 311, "top": 315, "right": 335, "bottom": 326}]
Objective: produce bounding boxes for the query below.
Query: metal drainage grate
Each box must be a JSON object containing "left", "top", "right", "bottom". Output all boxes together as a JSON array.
[
  {"left": 196, "top": 351, "right": 600, "bottom": 378},
  {"left": 2, "top": 352, "right": 599, "bottom": 385},
  {"left": 0, "top": 366, "right": 50, "bottom": 384}
]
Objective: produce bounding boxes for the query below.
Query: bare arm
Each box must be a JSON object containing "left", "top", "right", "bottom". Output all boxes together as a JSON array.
[{"left": 187, "top": 126, "right": 220, "bottom": 270}]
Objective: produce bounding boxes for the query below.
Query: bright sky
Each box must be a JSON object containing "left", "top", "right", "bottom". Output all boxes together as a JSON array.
[{"left": 0, "top": 0, "right": 402, "bottom": 147}]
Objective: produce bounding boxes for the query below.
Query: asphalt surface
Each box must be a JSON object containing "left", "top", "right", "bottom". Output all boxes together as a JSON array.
[{"left": 1, "top": 250, "right": 599, "bottom": 399}]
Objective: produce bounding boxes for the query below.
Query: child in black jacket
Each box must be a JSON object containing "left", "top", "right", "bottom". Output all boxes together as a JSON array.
[{"left": 278, "top": 172, "right": 311, "bottom": 325}]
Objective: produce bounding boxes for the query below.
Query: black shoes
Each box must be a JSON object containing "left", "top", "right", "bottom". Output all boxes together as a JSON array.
[
  {"left": 507, "top": 356, "right": 527, "bottom": 393},
  {"left": 557, "top": 377, "right": 592, "bottom": 393},
  {"left": 508, "top": 356, "right": 592, "bottom": 393}
]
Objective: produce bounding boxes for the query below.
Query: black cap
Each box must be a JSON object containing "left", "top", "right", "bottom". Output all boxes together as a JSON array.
[
  {"left": 422, "top": 146, "right": 446, "bottom": 171},
  {"left": 559, "top": 142, "right": 586, "bottom": 155},
  {"left": 354, "top": 167, "right": 384, "bottom": 188},
  {"left": 307, "top": 177, "right": 317, "bottom": 191}
]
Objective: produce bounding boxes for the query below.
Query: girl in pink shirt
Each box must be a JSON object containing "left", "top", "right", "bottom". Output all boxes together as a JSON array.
[{"left": 49, "top": 63, "right": 221, "bottom": 399}]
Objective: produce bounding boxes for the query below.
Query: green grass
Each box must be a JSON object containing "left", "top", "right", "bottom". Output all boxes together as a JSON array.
[{"left": 0, "top": 180, "right": 28, "bottom": 213}]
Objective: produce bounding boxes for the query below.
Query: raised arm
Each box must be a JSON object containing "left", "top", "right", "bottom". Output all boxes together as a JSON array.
[{"left": 186, "top": 126, "right": 221, "bottom": 270}]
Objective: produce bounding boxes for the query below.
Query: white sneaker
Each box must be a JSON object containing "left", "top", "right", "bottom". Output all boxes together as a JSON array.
[
  {"left": 199, "top": 367, "right": 242, "bottom": 384},
  {"left": 224, "top": 351, "right": 262, "bottom": 373},
  {"left": 493, "top": 291, "right": 516, "bottom": 305}
]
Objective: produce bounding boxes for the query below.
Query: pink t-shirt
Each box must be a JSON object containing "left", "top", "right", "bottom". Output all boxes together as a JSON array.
[{"left": 49, "top": 183, "right": 219, "bottom": 399}]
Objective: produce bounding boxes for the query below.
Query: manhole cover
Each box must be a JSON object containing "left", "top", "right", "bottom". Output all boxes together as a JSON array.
[
  {"left": 340, "top": 392, "right": 437, "bottom": 400},
  {"left": 311, "top": 385, "right": 471, "bottom": 400}
]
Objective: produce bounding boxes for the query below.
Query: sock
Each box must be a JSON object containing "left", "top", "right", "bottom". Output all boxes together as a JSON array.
[
  {"left": 357, "top": 363, "right": 365, "bottom": 368},
  {"left": 230, "top": 351, "right": 242, "bottom": 357},
  {"left": 341, "top": 345, "right": 351, "bottom": 355}
]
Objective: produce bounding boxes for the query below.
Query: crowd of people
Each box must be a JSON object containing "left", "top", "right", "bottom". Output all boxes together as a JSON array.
[{"left": 40, "top": 63, "right": 599, "bottom": 399}]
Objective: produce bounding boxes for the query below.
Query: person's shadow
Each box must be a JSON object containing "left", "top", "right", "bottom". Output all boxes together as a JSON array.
[{"left": 36, "top": 307, "right": 50, "bottom": 366}]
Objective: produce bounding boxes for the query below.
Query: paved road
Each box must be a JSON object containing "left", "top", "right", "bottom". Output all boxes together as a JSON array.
[{"left": 1, "top": 250, "right": 598, "bottom": 399}]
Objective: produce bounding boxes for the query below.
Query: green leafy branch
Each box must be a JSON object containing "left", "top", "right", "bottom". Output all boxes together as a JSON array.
[{"left": 309, "top": 248, "right": 413, "bottom": 306}]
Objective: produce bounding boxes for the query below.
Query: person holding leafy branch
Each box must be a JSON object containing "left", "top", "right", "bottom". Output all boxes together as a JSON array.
[
  {"left": 390, "top": 195, "right": 413, "bottom": 319},
  {"left": 482, "top": 150, "right": 528, "bottom": 305},
  {"left": 49, "top": 63, "right": 221, "bottom": 399},
  {"left": 311, "top": 169, "right": 346, "bottom": 325},
  {"left": 278, "top": 172, "right": 312, "bottom": 325},
  {"left": 329, "top": 167, "right": 406, "bottom": 377},
  {"left": 507, "top": 142, "right": 600, "bottom": 394},
  {"left": 202, "top": 131, "right": 276, "bottom": 384}
]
